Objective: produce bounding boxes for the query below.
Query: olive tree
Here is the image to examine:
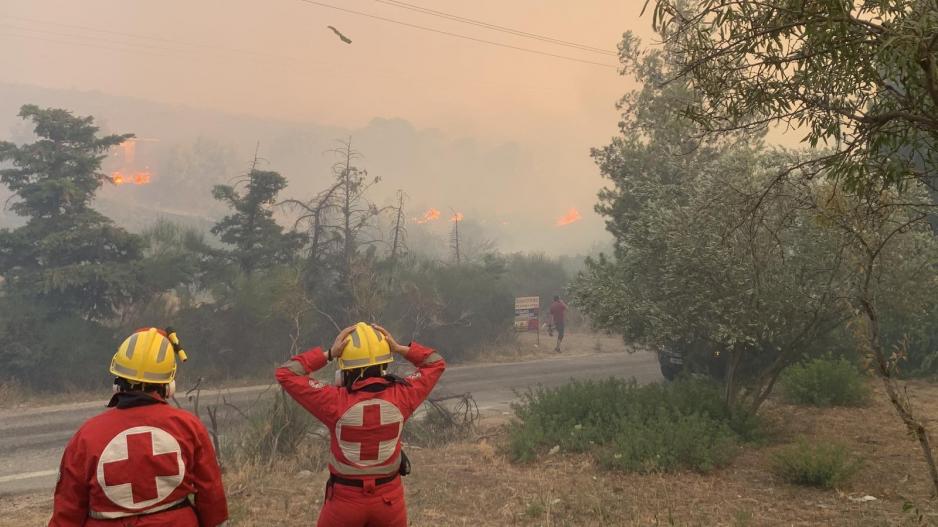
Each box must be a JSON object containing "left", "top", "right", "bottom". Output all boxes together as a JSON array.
[
  {"left": 644, "top": 0, "right": 938, "bottom": 192},
  {"left": 571, "top": 40, "right": 852, "bottom": 415}
]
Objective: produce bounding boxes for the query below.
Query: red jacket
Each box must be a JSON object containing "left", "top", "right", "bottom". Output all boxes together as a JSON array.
[
  {"left": 276, "top": 343, "right": 445, "bottom": 479},
  {"left": 50, "top": 393, "right": 228, "bottom": 527}
]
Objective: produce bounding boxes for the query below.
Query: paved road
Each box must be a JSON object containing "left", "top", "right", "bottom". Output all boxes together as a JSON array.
[{"left": 0, "top": 350, "right": 660, "bottom": 496}]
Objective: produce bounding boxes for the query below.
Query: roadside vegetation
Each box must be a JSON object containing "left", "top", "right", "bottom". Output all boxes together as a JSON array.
[
  {"left": 771, "top": 439, "right": 862, "bottom": 490},
  {"left": 509, "top": 378, "right": 760, "bottom": 473},
  {"left": 779, "top": 356, "right": 871, "bottom": 408},
  {"left": 570, "top": 0, "right": 938, "bottom": 503}
]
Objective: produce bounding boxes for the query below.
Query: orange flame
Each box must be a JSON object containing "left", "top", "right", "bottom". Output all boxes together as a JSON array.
[
  {"left": 111, "top": 170, "right": 152, "bottom": 186},
  {"left": 556, "top": 208, "right": 582, "bottom": 226},
  {"left": 134, "top": 170, "right": 152, "bottom": 185},
  {"left": 450, "top": 212, "right": 464, "bottom": 222},
  {"left": 414, "top": 208, "right": 442, "bottom": 224}
]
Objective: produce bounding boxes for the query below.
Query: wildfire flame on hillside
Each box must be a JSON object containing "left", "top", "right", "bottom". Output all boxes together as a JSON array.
[
  {"left": 110, "top": 138, "right": 157, "bottom": 186},
  {"left": 111, "top": 169, "right": 152, "bottom": 186},
  {"left": 414, "top": 208, "right": 442, "bottom": 224},
  {"left": 556, "top": 208, "right": 582, "bottom": 226}
]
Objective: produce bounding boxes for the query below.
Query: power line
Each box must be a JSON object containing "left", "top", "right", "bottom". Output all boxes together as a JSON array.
[
  {"left": 0, "top": 14, "right": 305, "bottom": 64},
  {"left": 293, "top": 0, "right": 617, "bottom": 69},
  {"left": 0, "top": 27, "right": 188, "bottom": 60},
  {"left": 1, "top": 8, "right": 618, "bottom": 71},
  {"left": 373, "top": 0, "right": 616, "bottom": 56}
]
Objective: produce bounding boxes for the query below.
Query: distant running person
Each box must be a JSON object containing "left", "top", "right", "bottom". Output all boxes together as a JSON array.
[{"left": 549, "top": 295, "right": 567, "bottom": 352}]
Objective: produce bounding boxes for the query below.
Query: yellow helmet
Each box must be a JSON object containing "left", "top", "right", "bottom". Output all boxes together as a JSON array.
[
  {"left": 109, "top": 328, "right": 176, "bottom": 384},
  {"left": 337, "top": 322, "right": 393, "bottom": 371}
]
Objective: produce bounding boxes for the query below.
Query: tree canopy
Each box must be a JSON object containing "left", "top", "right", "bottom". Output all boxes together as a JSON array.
[
  {"left": 0, "top": 105, "right": 144, "bottom": 319},
  {"left": 644, "top": 0, "right": 938, "bottom": 192}
]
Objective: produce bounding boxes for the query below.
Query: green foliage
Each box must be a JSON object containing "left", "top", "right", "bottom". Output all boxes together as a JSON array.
[
  {"left": 212, "top": 168, "right": 302, "bottom": 275},
  {"left": 385, "top": 257, "right": 514, "bottom": 362},
  {"left": 0, "top": 104, "right": 131, "bottom": 218},
  {"left": 508, "top": 378, "right": 756, "bottom": 473},
  {"left": 645, "top": 1, "right": 938, "bottom": 193},
  {"left": 779, "top": 355, "right": 870, "bottom": 407},
  {"left": 0, "top": 299, "right": 115, "bottom": 388},
  {"left": 0, "top": 105, "right": 146, "bottom": 319},
  {"left": 571, "top": 45, "right": 853, "bottom": 414},
  {"left": 174, "top": 266, "right": 312, "bottom": 379},
  {"left": 771, "top": 438, "right": 861, "bottom": 489},
  {"left": 0, "top": 105, "right": 552, "bottom": 392}
]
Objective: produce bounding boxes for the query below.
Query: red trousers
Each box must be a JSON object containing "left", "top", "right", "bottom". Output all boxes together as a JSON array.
[{"left": 317, "top": 477, "right": 407, "bottom": 527}]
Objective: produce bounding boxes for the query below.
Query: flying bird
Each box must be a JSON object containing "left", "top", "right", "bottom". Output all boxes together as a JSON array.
[{"left": 327, "top": 26, "right": 352, "bottom": 44}]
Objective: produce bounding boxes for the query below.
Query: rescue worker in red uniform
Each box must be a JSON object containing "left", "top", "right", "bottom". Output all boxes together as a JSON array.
[
  {"left": 50, "top": 327, "right": 228, "bottom": 527},
  {"left": 276, "top": 322, "right": 445, "bottom": 527}
]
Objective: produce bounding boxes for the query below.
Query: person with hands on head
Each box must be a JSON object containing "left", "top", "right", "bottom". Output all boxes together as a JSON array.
[{"left": 275, "top": 322, "right": 446, "bottom": 527}]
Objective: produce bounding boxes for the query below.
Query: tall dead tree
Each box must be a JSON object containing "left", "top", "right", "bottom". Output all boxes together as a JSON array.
[
  {"left": 280, "top": 137, "right": 382, "bottom": 321},
  {"left": 450, "top": 208, "right": 461, "bottom": 265},
  {"left": 388, "top": 190, "right": 407, "bottom": 287}
]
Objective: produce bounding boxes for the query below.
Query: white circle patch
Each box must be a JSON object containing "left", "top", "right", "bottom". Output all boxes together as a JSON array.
[
  {"left": 336, "top": 399, "right": 403, "bottom": 467},
  {"left": 95, "top": 426, "right": 186, "bottom": 509}
]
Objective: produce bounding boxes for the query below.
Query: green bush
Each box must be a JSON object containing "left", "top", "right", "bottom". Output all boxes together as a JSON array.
[
  {"left": 508, "top": 378, "right": 756, "bottom": 473},
  {"left": 779, "top": 355, "right": 870, "bottom": 407},
  {"left": 771, "top": 438, "right": 860, "bottom": 489}
]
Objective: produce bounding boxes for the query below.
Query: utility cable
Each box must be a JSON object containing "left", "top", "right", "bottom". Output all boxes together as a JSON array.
[
  {"left": 373, "top": 0, "right": 616, "bottom": 56},
  {"left": 294, "top": 0, "right": 617, "bottom": 69}
]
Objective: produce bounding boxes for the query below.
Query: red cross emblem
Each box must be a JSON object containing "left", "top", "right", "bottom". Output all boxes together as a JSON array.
[
  {"left": 96, "top": 426, "right": 185, "bottom": 509},
  {"left": 336, "top": 400, "right": 403, "bottom": 466}
]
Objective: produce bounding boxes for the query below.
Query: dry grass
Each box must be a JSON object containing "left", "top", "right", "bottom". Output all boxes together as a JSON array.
[
  {"left": 0, "top": 379, "right": 103, "bottom": 411},
  {"left": 8, "top": 377, "right": 938, "bottom": 525}
]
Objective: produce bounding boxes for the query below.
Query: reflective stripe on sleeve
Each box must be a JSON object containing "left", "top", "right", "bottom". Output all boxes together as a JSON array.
[
  {"left": 421, "top": 352, "right": 443, "bottom": 365},
  {"left": 281, "top": 360, "right": 306, "bottom": 375}
]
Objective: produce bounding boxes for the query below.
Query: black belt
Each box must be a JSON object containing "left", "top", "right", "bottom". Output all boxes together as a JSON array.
[{"left": 329, "top": 473, "right": 398, "bottom": 487}]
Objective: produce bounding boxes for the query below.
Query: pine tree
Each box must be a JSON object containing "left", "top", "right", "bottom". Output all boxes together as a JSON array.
[
  {"left": 211, "top": 166, "right": 302, "bottom": 275},
  {"left": 0, "top": 105, "right": 144, "bottom": 319}
]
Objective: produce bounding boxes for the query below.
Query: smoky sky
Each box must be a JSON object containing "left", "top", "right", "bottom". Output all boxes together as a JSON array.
[{"left": 0, "top": 1, "right": 706, "bottom": 255}]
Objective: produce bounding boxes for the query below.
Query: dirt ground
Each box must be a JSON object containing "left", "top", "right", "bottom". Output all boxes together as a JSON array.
[{"left": 6, "top": 377, "right": 938, "bottom": 526}]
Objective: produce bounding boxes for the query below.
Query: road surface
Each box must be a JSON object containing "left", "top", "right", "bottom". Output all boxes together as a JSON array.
[{"left": 0, "top": 350, "right": 660, "bottom": 496}]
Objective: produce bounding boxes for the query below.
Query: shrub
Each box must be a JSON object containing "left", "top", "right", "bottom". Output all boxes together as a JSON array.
[
  {"left": 232, "top": 389, "right": 314, "bottom": 465},
  {"left": 771, "top": 438, "right": 861, "bottom": 489},
  {"left": 403, "top": 394, "right": 478, "bottom": 447},
  {"left": 779, "top": 355, "right": 870, "bottom": 407},
  {"left": 508, "top": 378, "right": 756, "bottom": 473}
]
